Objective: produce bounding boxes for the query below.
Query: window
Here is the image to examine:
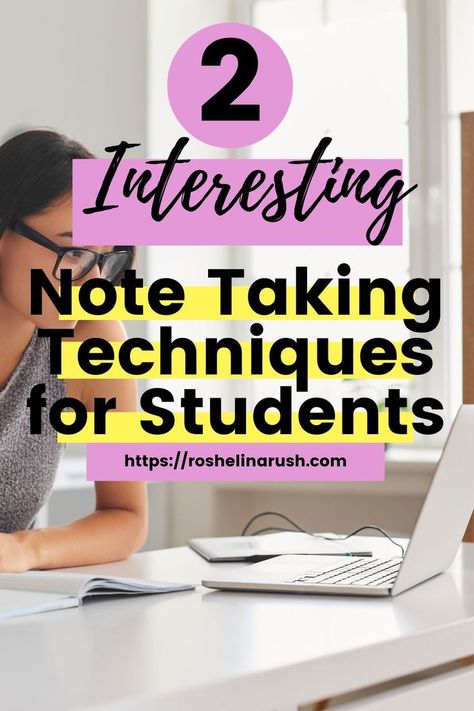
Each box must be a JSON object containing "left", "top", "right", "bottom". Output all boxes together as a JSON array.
[
  {"left": 144, "top": 0, "right": 467, "bottom": 449},
  {"left": 446, "top": 0, "right": 474, "bottom": 414},
  {"left": 243, "top": 0, "right": 463, "bottom": 445}
]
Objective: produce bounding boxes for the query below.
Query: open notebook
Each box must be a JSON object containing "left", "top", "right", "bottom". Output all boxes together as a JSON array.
[{"left": 0, "top": 571, "right": 194, "bottom": 619}]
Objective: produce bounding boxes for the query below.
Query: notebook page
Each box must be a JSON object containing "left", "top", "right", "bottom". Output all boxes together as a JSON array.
[
  {"left": 0, "top": 571, "right": 91, "bottom": 596},
  {"left": 81, "top": 577, "right": 194, "bottom": 596},
  {"left": 0, "top": 571, "right": 194, "bottom": 599},
  {"left": 0, "top": 589, "right": 79, "bottom": 619}
]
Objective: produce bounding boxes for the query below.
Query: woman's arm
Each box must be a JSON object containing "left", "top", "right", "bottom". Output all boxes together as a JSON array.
[
  {"left": 0, "top": 320, "right": 148, "bottom": 572},
  {"left": 4, "top": 481, "right": 148, "bottom": 571}
]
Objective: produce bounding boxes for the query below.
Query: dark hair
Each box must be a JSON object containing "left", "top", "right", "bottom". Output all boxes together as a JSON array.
[
  {"left": 0, "top": 128, "right": 93, "bottom": 235},
  {"left": 0, "top": 128, "right": 135, "bottom": 281}
]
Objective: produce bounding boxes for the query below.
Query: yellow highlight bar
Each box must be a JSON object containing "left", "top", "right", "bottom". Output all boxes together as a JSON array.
[
  {"left": 57, "top": 411, "right": 413, "bottom": 444},
  {"left": 60, "top": 340, "right": 413, "bottom": 379},
  {"left": 60, "top": 285, "right": 412, "bottom": 320}
]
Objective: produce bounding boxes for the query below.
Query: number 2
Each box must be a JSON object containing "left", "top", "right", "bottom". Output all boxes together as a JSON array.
[{"left": 201, "top": 37, "right": 260, "bottom": 122}]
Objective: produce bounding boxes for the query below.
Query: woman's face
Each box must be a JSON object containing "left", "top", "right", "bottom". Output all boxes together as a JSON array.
[{"left": 0, "top": 193, "right": 111, "bottom": 329}]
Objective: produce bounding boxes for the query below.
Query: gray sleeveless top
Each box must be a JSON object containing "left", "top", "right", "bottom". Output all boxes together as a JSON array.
[{"left": 0, "top": 330, "right": 66, "bottom": 532}]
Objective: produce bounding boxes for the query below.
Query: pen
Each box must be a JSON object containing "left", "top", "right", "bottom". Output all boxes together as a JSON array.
[{"left": 344, "top": 552, "right": 373, "bottom": 557}]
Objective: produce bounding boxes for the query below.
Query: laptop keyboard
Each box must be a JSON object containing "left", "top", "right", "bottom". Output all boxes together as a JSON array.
[{"left": 285, "top": 557, "right": 402, "bottom": 588}]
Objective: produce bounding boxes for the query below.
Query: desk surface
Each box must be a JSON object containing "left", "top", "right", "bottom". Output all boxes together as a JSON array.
[{"left": 1, "top": 540, "right": 474, "bottom": 711}]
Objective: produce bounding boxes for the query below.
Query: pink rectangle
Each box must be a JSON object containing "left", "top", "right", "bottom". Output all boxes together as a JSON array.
[
  {"left": 73, "top": 157, "right": 403, "bottom": 246},
  {"left": 86, "top": 443, "right": 385, "bottom": 482}
]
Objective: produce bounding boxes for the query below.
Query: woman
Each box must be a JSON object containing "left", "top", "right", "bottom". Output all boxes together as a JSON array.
[{"left": 0, "top": 128, "right": 147, "bottom": 572}]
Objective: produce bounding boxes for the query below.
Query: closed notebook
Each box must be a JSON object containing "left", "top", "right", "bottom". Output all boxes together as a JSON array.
[
  {"left": 189, "top": 531, "right": 373, "bottom": 562},
  {"left": 0, "top": 571, "right": 194, "bottom": 619}
]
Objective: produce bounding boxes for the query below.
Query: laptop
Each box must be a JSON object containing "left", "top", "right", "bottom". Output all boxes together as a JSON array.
[{"left": 202, "top": 405, "right": 474, "bottom": 597}]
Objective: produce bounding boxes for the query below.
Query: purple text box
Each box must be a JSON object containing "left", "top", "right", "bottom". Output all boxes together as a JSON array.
[
  {"left": 87, "top": 443, "right": 385, "bottom": 482},
  {"left": 73, "top": 157, "right": 404, "bottom": 246}
]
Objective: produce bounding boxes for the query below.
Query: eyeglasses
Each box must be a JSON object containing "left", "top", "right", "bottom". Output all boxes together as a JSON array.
[{"left": 10, "top": 219, "right": 133, "bottom": 283}]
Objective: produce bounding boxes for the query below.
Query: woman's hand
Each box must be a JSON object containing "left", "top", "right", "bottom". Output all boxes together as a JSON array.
[{"left": 0, "top": 532, "right": 36, "bottom": 573}]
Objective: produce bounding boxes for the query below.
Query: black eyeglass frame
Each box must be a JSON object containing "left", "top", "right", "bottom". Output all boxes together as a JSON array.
[{"left": 10, "top": 219, "right": 133, "bottom": 282}]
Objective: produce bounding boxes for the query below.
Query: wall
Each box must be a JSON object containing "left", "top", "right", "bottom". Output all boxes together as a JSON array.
[{"left": 0, "top": 0, "right": 147, "bottom": 154}]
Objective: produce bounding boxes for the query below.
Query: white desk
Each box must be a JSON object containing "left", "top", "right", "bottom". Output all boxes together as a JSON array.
[{"left": 0, "top": 541, "right": 473, "bottom": 711}]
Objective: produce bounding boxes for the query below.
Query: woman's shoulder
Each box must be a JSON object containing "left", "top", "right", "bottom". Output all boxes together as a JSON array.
[{"left": 64, "top": 320, "right": 136, "bottom": 408}]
